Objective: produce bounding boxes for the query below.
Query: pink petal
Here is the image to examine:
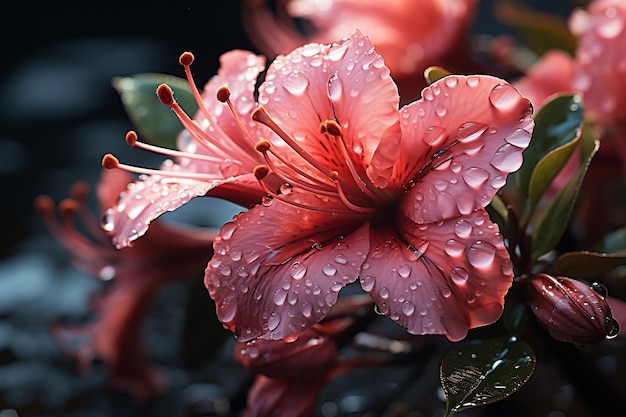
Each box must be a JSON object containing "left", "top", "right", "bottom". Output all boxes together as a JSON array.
[
  {"left": 397, "top": 75, "right": 533, "bottom": 224},
  {"left": 205, "top": 190, "right": 369, "bottom": 342},
  {"left": 258, "top": 30, "right": 401, "bottom": 188},
  {"left": 105, "top": 168, "right": 258, "bottom": 249},
  {"left": 360, "top": 209, "right": 512, "bottom": 341}
]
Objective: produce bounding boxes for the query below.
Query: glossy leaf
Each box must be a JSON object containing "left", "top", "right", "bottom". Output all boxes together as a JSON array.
[
  {"left": 493, "top": 0, "right": 577, "bottom": 56},
  {"left": 514, "top": 94, "right": 584, "bottom": 219},
  {"left": 112, "top": 73, "right": 198, "bottom": 149},
  {"left": 550, "top": 251, "right": 626, "bottom": 280},
  {"left": 440, "top": 336, "right": 535, "bottom": 416},
  {"left": 424, "top": 66, "right": 451, "bottom": 85},
  {"left": 594, "top": 227, "right": 626, "bottom": 253},
  {"left": 531, "top": 133, "right": 599, "bottom": 261}
]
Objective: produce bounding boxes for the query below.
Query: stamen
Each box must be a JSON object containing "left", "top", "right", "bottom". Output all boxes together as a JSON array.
[
  {"left": 319, "top": 119, "right": 380, "bottom": 203},
  {"left": 214, "top": 86, "right": 258, "bottom": 153},
  {"left": 102, "top": 153, "right": 221, "bottom": 181},
  {"left": 332, "top": 177, "right": 379, "bottom": 214},
  {"left": 252, "top": 106, "right": 336, "bottom": 179},
  {"left": 125, "top": 130, "right": 223, "bottom": 164}
]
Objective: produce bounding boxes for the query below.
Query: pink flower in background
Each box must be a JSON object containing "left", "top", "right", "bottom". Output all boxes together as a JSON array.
[
  {"left": 527, "top": 273, "right": 620, "bottom": 345},
  {"left": 243, "top": 0, "right": 481, "bottom": 98},
  {"left": 36, "top": 169, "right": 215, "bottom": 402},
  {"left": 203, "top": 30, "right": 533, "bottom": 343},
  {"left": 569, "top": 0, "right": 626, "bottom": 171}
]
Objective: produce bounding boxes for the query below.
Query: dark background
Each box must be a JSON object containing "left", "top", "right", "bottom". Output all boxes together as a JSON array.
[{"left": 3, "top": 2, "right": 608, "bottom": 417}]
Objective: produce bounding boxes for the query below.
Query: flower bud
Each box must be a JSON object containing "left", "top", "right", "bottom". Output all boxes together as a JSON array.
[{"left": 527, "top": 273, "right": 619, "bottom": 345}]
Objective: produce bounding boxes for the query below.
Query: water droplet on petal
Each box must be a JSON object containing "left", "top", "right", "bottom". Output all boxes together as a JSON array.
[
  {"left": 402, "top": 301, "right": 416, "bottom": 316},
  {"left": 397, "top": 264, "right": 412, "bottom": 278},
  {"left": 328, "top": 42, "right": 349, "bottom": 61},
  {"left": 328, "top": 73, "right": 343, "bottom": 101},
  {"left": 450, "top": 267, "right": 469, "bottom": 285},
  {"left": 454, "top": 219, "right": 473, "bottom": 238},
  {"left": 466, "top": 76, "right": 480, "bottom": 88},
  {"left": 489, "top": 84, "right": 529, "bottom": 121},
  {"left": 597, "top": 8, "right": 623, "bottom": 38},
  {"left": 505, "top": 128, "right": 532, "bottom": 147},
  {"left": 290, "top": 262, "right": 308, "bottom": 280},
  {"left": 267, "top": 312, "right": 281, "bottom": 331},
  {"left": 334, "top": 254, "right": 348, "bottom": 264},
  {"left": 422, "top": 125, "right": 447, "bottom": 146},
  {"left": 284, "top": 71, "right": 309, "bottom": 95},
  {"left": 379, "top": 287, "right": 390, "bottom": 300},
  {"left": 273, "top": 289, "right": 287, "bottom": 306},
  {"left": 221, "top": 222, "right": 237, "bottom": 240},
  {"left": 323, "top": 264, "right": 337, "bottom": 276},
  {"left": 360, "top": 275, "right": 375, "bottom": 292},
  {"left": 467, "top": 241, "right": 497, "bottom": 268},
  {"left": 456, "top": 122, "right": 488, "bottom": 143},
  {"left": 490, "top": 144, "right": 524, "bottom": 172},
  {"left": 462, "top": 167, "right": 490, "bottom": 188},
  {"left": 435, "top": 105, "right": 447, "bottom": 117},
  {"left": 445, "top": 239, "right": 465, "bottom": 257}
]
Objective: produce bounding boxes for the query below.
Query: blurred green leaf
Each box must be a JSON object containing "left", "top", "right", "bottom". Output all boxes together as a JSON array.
[
  {"left": 531, "top": 133, "right": 599, "bottom": 261},
  {"left": 441, "top": 336, "right": 535, "bottom": 416},
  {"left": 112, "top": 73, "right": 198, "bottom": 149},
  {"left": 424, "top": 66, "right": 451, "bottom": 85},
  {"left": 493, "top": 0, "right": 577, "bottom": 56},
  {"left": 550, "top": 251, "right": 626, "bottom": 280},
  {"left": 486, "top": 194, "right": 509, "bottom": 239},
  {"left": 514, "top": 94, "right": 584, "bottom": 220}
]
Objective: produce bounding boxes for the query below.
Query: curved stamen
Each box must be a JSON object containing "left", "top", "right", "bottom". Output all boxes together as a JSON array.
[
  {"left": 320, "top": 120, "right": 381, "bottom": 203},
  {"left": 125, "top": 131, "right": 224, "bottom": 164},
  {"left": 253, "top": 165, "right": 359, "bottom": 214},
  {"left": 252, "top": 106, "right": 336, "bottom": 179},
  {"left": 102, "top": 154, "right": 222, "bottom": 181},
  {"left": 216, "top": 86, "right": 259, "bottom": 155}
]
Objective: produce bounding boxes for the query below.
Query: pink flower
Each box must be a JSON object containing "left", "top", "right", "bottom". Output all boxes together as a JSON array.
[
  {"left": 512, "top": 49, "right": 576, "bottom": 110},
  {"left": 527, "top": 273, "right": 620, "bottom": 345},
  {"left": 243, "top": 0, "right": 481, "bottom": 98},
  {"left": 196, "top": 30, "right": 534, "bottom": 343},
  {"left": 36, "top": 169, "right": 216, "bottom": 402}
]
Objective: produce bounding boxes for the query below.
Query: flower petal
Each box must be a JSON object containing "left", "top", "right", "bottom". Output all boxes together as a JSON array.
[
  {"left": 360, "top": 209, "right": 512, "bottom": 341},
  {"left": 258, "top": 29, "right": 401, "bottom": 188},
  {"left": 205, "top": 191, "right": 369, "bottom": 342},
  {"left": 105, "top": 168, "right": 257, "bottom": 249},
  {"left": 397, "top": 75, "right": 533, "bottom": 224}
]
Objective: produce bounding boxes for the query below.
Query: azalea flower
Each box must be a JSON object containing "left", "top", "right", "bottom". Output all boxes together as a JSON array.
[
  {"left": 243, "top": 0, "right": 482, "bottom": 98},
  {"left": 104, "top": 30, "right": 532, "bottom": 342},
  {"left": 527, "top": 273, "right": 620, "bottom": 345},
  {"left": 36, "top": 169, "right": 216, "bottom": 402},
  {"left": 182, "top": 30, "right": 531, "bottom": 343}
]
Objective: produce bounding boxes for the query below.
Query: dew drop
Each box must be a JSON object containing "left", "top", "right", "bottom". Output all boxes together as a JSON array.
[
  {"left": 267, "top": 312, "right": 281, "bottom": 331},
  {"left": 467, "top": 241, "right": 497, "bottom": 268},
  {"left": 273, "top": 289, "right": 287, "bottom": 306},
  {"left": 397, "top": 264, "right": 412, "bottom": 278},
  {"left": 101, "top": 209, "right": 115, "bottom": 232},
  {"left": 279, "top": 183, "right": 293, "bottom": 195},
  {"left": 422, "top": 125, "right": 447, "bottom": 146},
  {"left": 334, "top": 254, "right": 348, "bottom": 265},
  {"left": 284, "top": 71, "right": 309, "bottom": 96},
  {"left": 402, "top": 301, "right": 416, "bottom": 316},
  {"left": 445, "top": 76, "right": 458, "bottom": 88},
  {"left": 454, "top": 219, "right": 473, "bottom": 238},
  {"left": 489, "top": 84, "right": 529, "bottom": 121},
  {"left": 490, "top": 144, "right": 523, "bottom": 172},
  {"left": 328, "top": 73, "right": 343, "bottom": 101},
  {"left": 98, "top": 265, "right": 115, "bottom": 281},
  {"left": 220, "top": 222, "right": 237, "bottom": 240},
  {"left": 463, "top": 167, "right": 490, "bottom": 188},
  {"left": 323, "top": 264, "right": 337, "bottom": 276},
  {"left": 466, "top": 76, "right": 480, "bottom": 88},
  {"left": 456, "top": 122, "right": 488, "bottom": 143},
  {"left": 262, "top": 194, "right": 274, "bottom": 206},
  {"left": 444, "top": 239, "right": 465, "bottom": 257},
  {"left": 606, "top": 316, "right": 620, "bottom": 339},
  {"left": 450, "top": 267, "right": 469, "bottom": 285},
  {"left": 290, "top": 262, "right": 308, "bottom": 280},
  {"left": 328, "top": 42, "right": 349, "bottom": 61},
  {"left": 360, "top": 275, "right": 375, "bottom": 292},
  {"left": 505, "top": 128, "right": 532, "bottom": 147},
  {"left": 379, "top": 287, "right": 390, "bottom": 300},
  {"left": 435, "top": 105, "right": 447, "bottom": 117},
  {"left": 597, "top": 9, "right": 624, "bottom": 38}
]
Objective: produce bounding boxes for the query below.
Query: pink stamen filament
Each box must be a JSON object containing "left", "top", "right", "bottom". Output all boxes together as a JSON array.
[
  {"left": 125, "top": 131, "right": 224, "bottom": 164},
  {"left": 218, "top": 86, "right": 259, "bottom": 155},
  {"left": 253, "top": 107, "right": 336, "bottom": 179},
  {"left": 102, "top": 154, "right": 222, "bottom": 181},
  {"left": 253, "top": 165, "right": 359, "bottom": 214}
]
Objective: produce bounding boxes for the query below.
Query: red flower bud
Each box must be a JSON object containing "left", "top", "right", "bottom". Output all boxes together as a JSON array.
[{"left": 527, "top": 273, "right": 619, "bottom": 345}]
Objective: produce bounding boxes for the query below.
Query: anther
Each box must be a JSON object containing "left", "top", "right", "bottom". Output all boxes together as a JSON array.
[
  {"left": 216, "top": 86, "right": 231, "bottom": 103},
  {"left": 156, "top": 84, "right": 175, "bottom": 107},
  {"left": 34, "top": 195, "right": 55, "bottom": 214},
  {"left": 179, "top": 51, "right": 194, "bottom": 66},
  {"left": 70, "top": 181, "right": 90, "bottom": 201},
  {"left": 125, "top": 131, "right": 138, "bottom": 147},
  {"left": 58, "top": 199, "right": 80, "bottom": 216},
  {"left": 255, "top": 139, "right": 272, "bottom": 153},
  {"left": 102, "top": 154, "right": 120, "bottom": 169},
  {"left": 320, "top": 120, "right": 342, "bottom": 136},
  {"left": 253, "top": 164, "right": 270, "bottom": 180}
]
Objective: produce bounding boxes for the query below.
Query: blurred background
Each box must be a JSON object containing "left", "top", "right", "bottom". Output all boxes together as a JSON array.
[{"left": 3, "top": 1, "right": 617, "bottom": 417}]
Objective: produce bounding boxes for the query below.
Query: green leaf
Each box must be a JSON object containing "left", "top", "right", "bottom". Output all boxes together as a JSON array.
[
  {"left": 112, "top": 73, "right": 198, "bottom": 149},
  {"left": 531, "top": 133, "right": 600, "bottom": 260},
  {"left": 424, "top": 66, "right": 451, "bottom": 85},
  {"left": 493, "top": 0, "right": 577, "bottom": 56},
  {"left": 514, "top": 94, "right": 584, "bottom": 220},
  {"left": 440, "top": 336, "right": 535, "bottom": 416},
  {"left": 550, "top": 251, "right": 626, "bottom": 280}
]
